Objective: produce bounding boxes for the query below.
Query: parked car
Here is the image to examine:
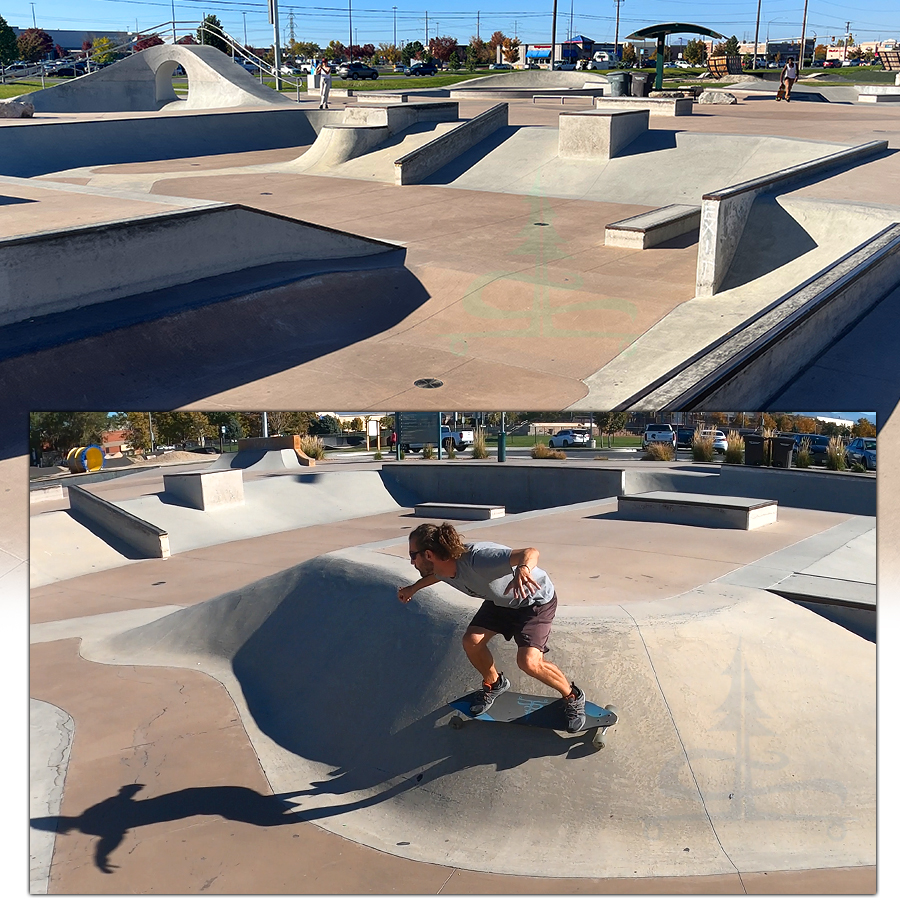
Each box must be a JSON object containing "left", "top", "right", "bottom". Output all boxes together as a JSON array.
[
  {"left": 791, "top": 433, "right": 832, "bottom": 465},
  {"left": 280, "top": 64, "right": 301, "bottom": 75},
  {"left": 337, "top": 61, "right": 379, "bottom": 80},
  {"left": 675, "top": 427, "right": 695, "bottom": 449},
  {"left": 235, "top": 59, "right": 257, "bottom": 74},
  {"left": 842, "top": 58, "right": 861, "bottom": 67},
  {"left": 549, "top": 428, "right": 591, "bottom": 448},
  {"left": 641, "top": 424, "right": 676, "bottom": 449},
  {"left": 404, "top": 61, "right": 437, "bottom": 76},
  {"left": 49, "top": 62, "right": 86, "bottom": 77},
  {"left": 822, "top": 59, "right": 840, "bottom": 68},
  {"left": 404, "top": 425, "right": 475, "bottom": 453},
  {"left": 553, "top": 61, "right": 576, "bottom": 70},
  {"left": 699, "top": 430, "right": 728, "bottom": 454},
  {"left": 489, "top": 63, "right": 512, "bottom": 70},
  {"left": 845, "top": 437, "right": 876, "bottom": 470},
  {"left": 394, "top": 63, "right": 406, "bottom": 72}
]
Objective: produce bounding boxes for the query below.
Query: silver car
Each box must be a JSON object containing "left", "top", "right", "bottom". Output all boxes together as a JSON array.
[
  {"left": 845, "top": 437, "right": 876, "bottom": 470},
  {"left": 549, "top": 428, "right": 591, "bottom": 448}
]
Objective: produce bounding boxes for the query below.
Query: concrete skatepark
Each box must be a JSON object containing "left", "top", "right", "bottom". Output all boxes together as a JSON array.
[
  {"left": 1, "top": 46, "right": 900, "bottom": 411},
  {"left": 29, "top": 453, "right": 875, "bottom": 893}
]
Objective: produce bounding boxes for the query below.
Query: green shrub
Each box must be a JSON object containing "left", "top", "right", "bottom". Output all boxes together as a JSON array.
[
  {"left": 446, "top": 446, "right": 456, "bottom": 459},
  {"left": 691, "top": 429, "right": 715, "bottom": 462},
  {"left": 724, "top": 430, "right": 744, "bottom": 464},
  {"left": 532, "top": 443, "right": 566, "bottom": 460},
  {"left": 825, "top": 437, "right": 847, "bottom": 471},
  {"left": 851, "top": 461, "right": 867, "bottom": 472},
  {"left": 472, "top": 427, "right": 489, "bottom": 459},
  {"left": 373, "top": 450, "right": 383, "bottom": 461},
  {"left": 298, "top": 435, "right": 325, "bottom": 459},
  {"left": 422, "top": 443, "right": 436, "bottom": 459},
  {"left": 642, "top": 442, "right": 674, "bottom": 461},
  {"left": 795, "top": 440, "right": 812, "bottom": 469}
]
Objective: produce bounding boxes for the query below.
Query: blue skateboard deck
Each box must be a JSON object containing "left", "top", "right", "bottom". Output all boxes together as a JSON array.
[{"left": 448, "top": 689, "right": 617, "bottom": 748}]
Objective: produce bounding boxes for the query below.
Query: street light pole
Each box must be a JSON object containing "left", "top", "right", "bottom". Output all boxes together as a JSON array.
[
  {"left": 171, "top": 0, "right": 176, "bottom": 43},
  {"left": 268, "top": 0, "right": 282, "bottom": 89},
  {"left": 752, "top": 0, "right": 761, "bottom": 69},
  {"left": 349, "top": 0, "right": 353, "bottom": 61},
  {"left": 393, "top": 6, "right": 397, "bottom": 48},
  {"left": 799, "top": 0, "right": 809, "bottom": 68}
]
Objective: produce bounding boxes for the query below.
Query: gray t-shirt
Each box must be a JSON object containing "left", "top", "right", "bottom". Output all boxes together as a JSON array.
[{"left": 441, "top": 542, "right": 555, "bottom": 609}]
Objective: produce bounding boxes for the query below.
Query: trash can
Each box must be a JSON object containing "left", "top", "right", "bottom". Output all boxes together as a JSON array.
[
  {"left": 744, "top": 434, "right": 767, "bottom": 467},
  {"left": 605, "top": 71, "right": 632, "bottom": 97},
  {"left": 771, "top": 435, "right": 794, "bottom": 468},
  {"left": 630, "top": 71, "right": 652, "bottom": 97}
]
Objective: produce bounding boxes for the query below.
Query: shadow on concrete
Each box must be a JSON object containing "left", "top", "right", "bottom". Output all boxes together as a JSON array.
[
  {"left": 0, "top": 195, "right": 37, "bottom": 206},
  {"left": 420, "top": 125, "right": 522, "bottom": 184},
  {"left": 616, "top": 128, "right": 681, "bottom": 157},
  {"left": 67, "top": 511, "right": 148, "bottom": 561},
  {"left": 30, "top": 783, "right": 308, "bottom": 874},
  {"left": 0, "top": 260, "right": 429, "bottom": 412}
]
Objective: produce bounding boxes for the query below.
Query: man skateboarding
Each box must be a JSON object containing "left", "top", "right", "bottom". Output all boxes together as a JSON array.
[{"left": 398, "top": 523, "right": 586, "bottom": 732}]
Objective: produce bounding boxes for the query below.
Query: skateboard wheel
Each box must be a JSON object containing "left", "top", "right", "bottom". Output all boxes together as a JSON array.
[
  {"left": 449, "top": 715, "right": 465, "bottom": 729},
  {"left": 592, "top": 730, "right": 606, "bottom": 750},
  {"left": 604, "top": 704, "right": 618, "bottom": 716}
]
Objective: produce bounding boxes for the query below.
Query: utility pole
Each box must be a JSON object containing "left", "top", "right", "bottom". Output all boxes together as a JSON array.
[
  {"left": 425, "top": 12, "right": 429, "bottom": 48},
  {"left": 551, "top": 0, "right": 558, "bottom": 69},
  {"left": 477, "top": 11, "right": 480, "bottom": 41},
  {"left": 267, "top": 0, "right": 282, "bottom": 89},
  {"left": 843, "top": 21, "right": 850, "bottom": 62},
  {"left": 752, "top": 0, "right": 762, "bottom": 69},
  {"left": 172, "top": 0, "right": 176, "bottom": 43},
  {"left": 288, "top": 11, "right": 295, "bottom": 44},
  {"left": 799, "top": 0, "right": 809, "bottom": 68},
  {"left": 393, "top": 6, "right": 397, "bottom": 48},
  {"left": 613, "top": 0, "right": 624, "bottom": 59},
  {"left": 242, "top": 12, "right": 247, "bottom": 47},
  {"left": 349, "top": 0, "right": 353, "bottom": 61}
]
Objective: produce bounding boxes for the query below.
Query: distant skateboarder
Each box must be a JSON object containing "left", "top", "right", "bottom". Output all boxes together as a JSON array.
[
  {"left": 779, "top": 57, "right": 798, "bottom": 101},
  {"left": 397, "top": 522, "right": 586, "bottom": 732}
]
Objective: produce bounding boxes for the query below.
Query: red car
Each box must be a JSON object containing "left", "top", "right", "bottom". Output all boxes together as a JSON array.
[{"left": 822, "top": 59, "right": 840, "bottom": 68}]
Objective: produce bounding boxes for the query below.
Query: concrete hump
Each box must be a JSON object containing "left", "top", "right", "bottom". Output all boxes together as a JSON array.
[
  {"left": 88, "top": 548, "right": 875, "bottom": 879},
  {"left": 17, "top": 44, "right": 294, "bottom": 113},
  {"left": 210, "top": 449, "right": 306, "bottom": 471}
]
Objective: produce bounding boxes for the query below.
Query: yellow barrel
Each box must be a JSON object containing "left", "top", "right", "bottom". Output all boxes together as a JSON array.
[{"left": 67, "top": 445, "right": 105, "bottom": 473}]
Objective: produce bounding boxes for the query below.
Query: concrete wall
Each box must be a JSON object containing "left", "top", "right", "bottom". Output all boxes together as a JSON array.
[
  {"left": 0, "top": 204, "right": 401, "bottom": 326},
  {"left": 558, "top": 108, "right": 649, "bottom": 160},
  {"left": 17, "top": 44, "right": 293, "bottom": 113},
  {"left": 68, "top": 484, "right": 169, "bottom": 558},
  {"left": 381, "top": 462, "right": 875, "bottom": 516},
  {"left": 0, "top": 108, "right": 318, "bottom": 178},
  {"left": 394, "top": 103, "right": 508, "bottom": 185},
  {"left": 695, "top": 140, "right": 888, "bottom": 297}
]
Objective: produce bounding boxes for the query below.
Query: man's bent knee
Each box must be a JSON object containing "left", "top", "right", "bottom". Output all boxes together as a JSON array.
[
  {"left": 462, "top": 628, "right": 492, "bottom": 650},
  {"left": 516, "top": 647, "right": 543, "bottom": 674}
]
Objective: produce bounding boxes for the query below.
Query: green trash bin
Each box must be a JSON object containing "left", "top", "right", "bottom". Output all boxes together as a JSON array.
[
  {"left": 605, "top": 71, "right": 632, "bottom": 97},
  {"left": 630, "top": 71, "right": 652, "bottom": 96}
]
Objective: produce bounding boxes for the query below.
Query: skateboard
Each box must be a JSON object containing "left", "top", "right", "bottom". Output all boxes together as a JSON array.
[
  {"left": 776, "top": 84, "right": 786, "bottom": 101},
  {"left": 448, "top": 689, "right": 618, "bottom": 750}
]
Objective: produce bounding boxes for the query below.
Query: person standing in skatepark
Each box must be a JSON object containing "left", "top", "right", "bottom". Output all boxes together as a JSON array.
[{"left": 398, "top": 522, "right": 587, "bottom": 732}]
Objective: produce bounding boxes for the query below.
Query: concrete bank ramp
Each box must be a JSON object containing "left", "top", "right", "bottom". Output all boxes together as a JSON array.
[
  {"left": 87, "top": 548, "right": 875, "bottom": 879},
  {"left": 16, "top": 45, "right": 294, "bottom": 113},
  {"left": 207, "top": 449, "right": 309, "bottom": 472}
]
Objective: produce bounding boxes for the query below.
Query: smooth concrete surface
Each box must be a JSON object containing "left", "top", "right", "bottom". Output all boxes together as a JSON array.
[
  {"left": 16, "top": 45, "right": 294, "bottom": 113},
  {"left": 394, "top": 103, "right": 508, "bottom": 185},
  {"left": 67, "top": 484, "right": 170, "bottom": 560},
  {"left": 1, "top": 201, "right": 402, "bottom": 327},
  {"left": 605, "top": 204, "right": 701, "bottom": 249},
  {"left": 29, "top": 699, "right": 74, "bottom": 894},
  {"left": 617, "top": 491, "right": 778, "bottom": 530},
  {"left": 163, "top": 470, "right": 245, "bottom": 511},
  {"left": 695, "top": 139, "right": 888, "bottom": 297},
  {"left": 558, "top": 108, "right": 649, "bottom": 160}
]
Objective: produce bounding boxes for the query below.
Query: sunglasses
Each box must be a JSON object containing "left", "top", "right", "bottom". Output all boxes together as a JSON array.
[{"left": 409, "top": 549, "right": 424, "bottom": 561}]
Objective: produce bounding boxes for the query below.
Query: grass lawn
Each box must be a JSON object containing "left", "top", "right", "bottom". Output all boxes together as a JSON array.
[{"left": 0, "top": 80, "right": 47, "bottom": 98}]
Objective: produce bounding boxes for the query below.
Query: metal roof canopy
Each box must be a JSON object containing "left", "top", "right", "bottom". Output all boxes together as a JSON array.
[{"left": 625, "top": 22, "right": 726, "bottom": 90}]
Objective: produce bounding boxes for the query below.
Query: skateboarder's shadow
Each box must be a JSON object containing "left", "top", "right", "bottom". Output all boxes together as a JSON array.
[{"left": 30, "top": 783, "right": 310, "bottom": 875}]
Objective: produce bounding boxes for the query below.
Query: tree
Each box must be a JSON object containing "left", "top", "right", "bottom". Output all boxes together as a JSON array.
[
  {"left": 134, "top": 34, "right": 164, "bottom": 53},
  {"left": 502, "top": 37, "right": 520, "bottom": 64},
  {"left": 310, "top": 414, "right": 341, "bottom": 436},
  {"left": 465, "top": 44, "right": 478, "bottom": 71},
  {"left": 684, "top": 39, "right": 707, "bottom": 66},
  {"left": 378, "top": 42, "right": 401, "bottom": 64},
  {"left": 30, "top": 412, "right": 110, "bottom": 454},
  {"left": 90, "top": 36, "right": 117, "bottom": 65},
  {"left": 17, "top": 28, "right": 54, "bottom": 63},
  {"left": 853, "top": 417, "right": 877, "bottom": 437},
  {"left": 349, "top": 417, "right": 364, "bottom": 432},
  {"left": 449, "top": 51, "right": 459, "bottom": 70},
  {"left": 621, "top": 43, "right": 636, "bottom": 67},
  {"left": 712, "top": 42, "right": 726, "bottom": 57},
  {"left": 793, "top": 416, "right": 818, "bottom": 433},
  {"left": 488, "top": 31, "right": 506, "bottom": 54},
  {"left": 294, "top": 40, "right": 321, "bottom": 61},
  {"left": 814, "top": 44, "right": 827, "bottom": 60},
  {"left": 724, "top": 35, "right": 741, "bottom": 56},
  {"left": 0, "top": 16, "right": 18, "bottom": 71},
  {"left": 402, "top": 40, "right": 424, "bottom": 65},
  {"left": 429, "top": 35, "right": 458, "bottom": 63},
  {"left": 325, "top": 40, "right": 346, "bottom": 61},
  {"left": 197, "top": 14, "right": 228, "bottom": 53},
  {"left": 468, "top": 35, "right": 491, "bottom": 64}
]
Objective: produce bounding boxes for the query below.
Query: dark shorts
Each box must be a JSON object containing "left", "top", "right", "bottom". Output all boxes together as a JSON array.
[{"left": 468, "top": 594, "right": 558, "bottom": 653}]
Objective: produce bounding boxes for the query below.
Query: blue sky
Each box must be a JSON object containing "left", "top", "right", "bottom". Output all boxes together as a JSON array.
[{"left": 5, "top": 2, "right": 899, "bottom": 49}]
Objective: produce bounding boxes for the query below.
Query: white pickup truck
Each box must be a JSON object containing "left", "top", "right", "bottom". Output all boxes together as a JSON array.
[
  {"left": 406, "top": 426, "right": 475, "bottom": 453},
  {"left": 641, "top": 423, "right": 676, "bottom": 449}
]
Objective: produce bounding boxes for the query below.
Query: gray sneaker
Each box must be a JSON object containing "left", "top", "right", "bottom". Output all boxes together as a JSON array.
[
  {"left": 470, "top": 673, "right": 510, "bottom": 715},
  {"left": 565, "top": 684, "right": 586, "bottom": 732}
]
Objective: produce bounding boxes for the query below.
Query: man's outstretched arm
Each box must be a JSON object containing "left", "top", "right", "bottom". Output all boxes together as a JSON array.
[{"left": 398, "top": 573, "right": 442, "bottom": 603}]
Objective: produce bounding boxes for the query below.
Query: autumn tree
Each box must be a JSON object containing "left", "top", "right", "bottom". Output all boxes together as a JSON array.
[
  {"left": 429, "top": 35, "right": 458, "bottom": 63},
  {"left": 89, "top": 36, "right": 117, "bottom": 65},
  {"left": 197, "top": 14, "right": 228, "bottom": 53},
  {"left": 621, "top": 43, "right": 636, "bottom": 66},
  {"left": 326, "top": 39, "right": 347, "bottom": 61},
  {"left": 378, "top": 42, "right": 401, "bottom": 64},
  {"left": 502, "top": 37, "right": 520, "bottom": 64},
  {"left": 17, "top": 28, "right": 54, "bottom": 63},
  {"left": 853, "top": 417, "right": 877, "bottom": 437},
  {"left": 293, "top": 41, "right": 321, "bottom": 60},
  {"left": 134, "top": 33, "right": 164, "bottom": 53},
  {"left": 684, "top": 38, "right": 707, "bottom": 65},
  {"left": 468, "top": 35, "right": 490, "bottom": 64}
]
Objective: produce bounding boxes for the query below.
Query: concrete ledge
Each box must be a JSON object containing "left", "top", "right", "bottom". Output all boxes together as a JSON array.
[
  {"left": 593, "top": 95, "right": 693, "bottom": 115},
  {"left": 605, "top": 204, "right": 701, "bottom": 249},
  {"left": 355, "top": 92, "right": 408, "bottom": 103},
  {"left": 858, "top": 93, "right": 900, "bottom": 103},
  {"left": 617, "top": 491, "right": 778, "bottom": 530},
  {"left": 394, "top": 102, "right": 507, "bottom": 185},
  {"left": 30, "top": 485, "right": 66, "bottom": 504},
  {"left": 0, "top": 203, "right": 400, "bottom": 327},
  {"left": 68, "top": 484, "right": 169, "bottom": 558},
  {"left": 558, "top": 108, "right": 649, "bottom": 160},
  {"left": 163, "top": 470, "right": 245, "bottom": 511},
  {"left": 631, "top": 224, "right": 900, "bottom": 410},
  {"left": 413, "top": 502, "right": 506, "bottom": 520},
  {"left": 696, "top": 139, "right": 888, "bottom": 297}
]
